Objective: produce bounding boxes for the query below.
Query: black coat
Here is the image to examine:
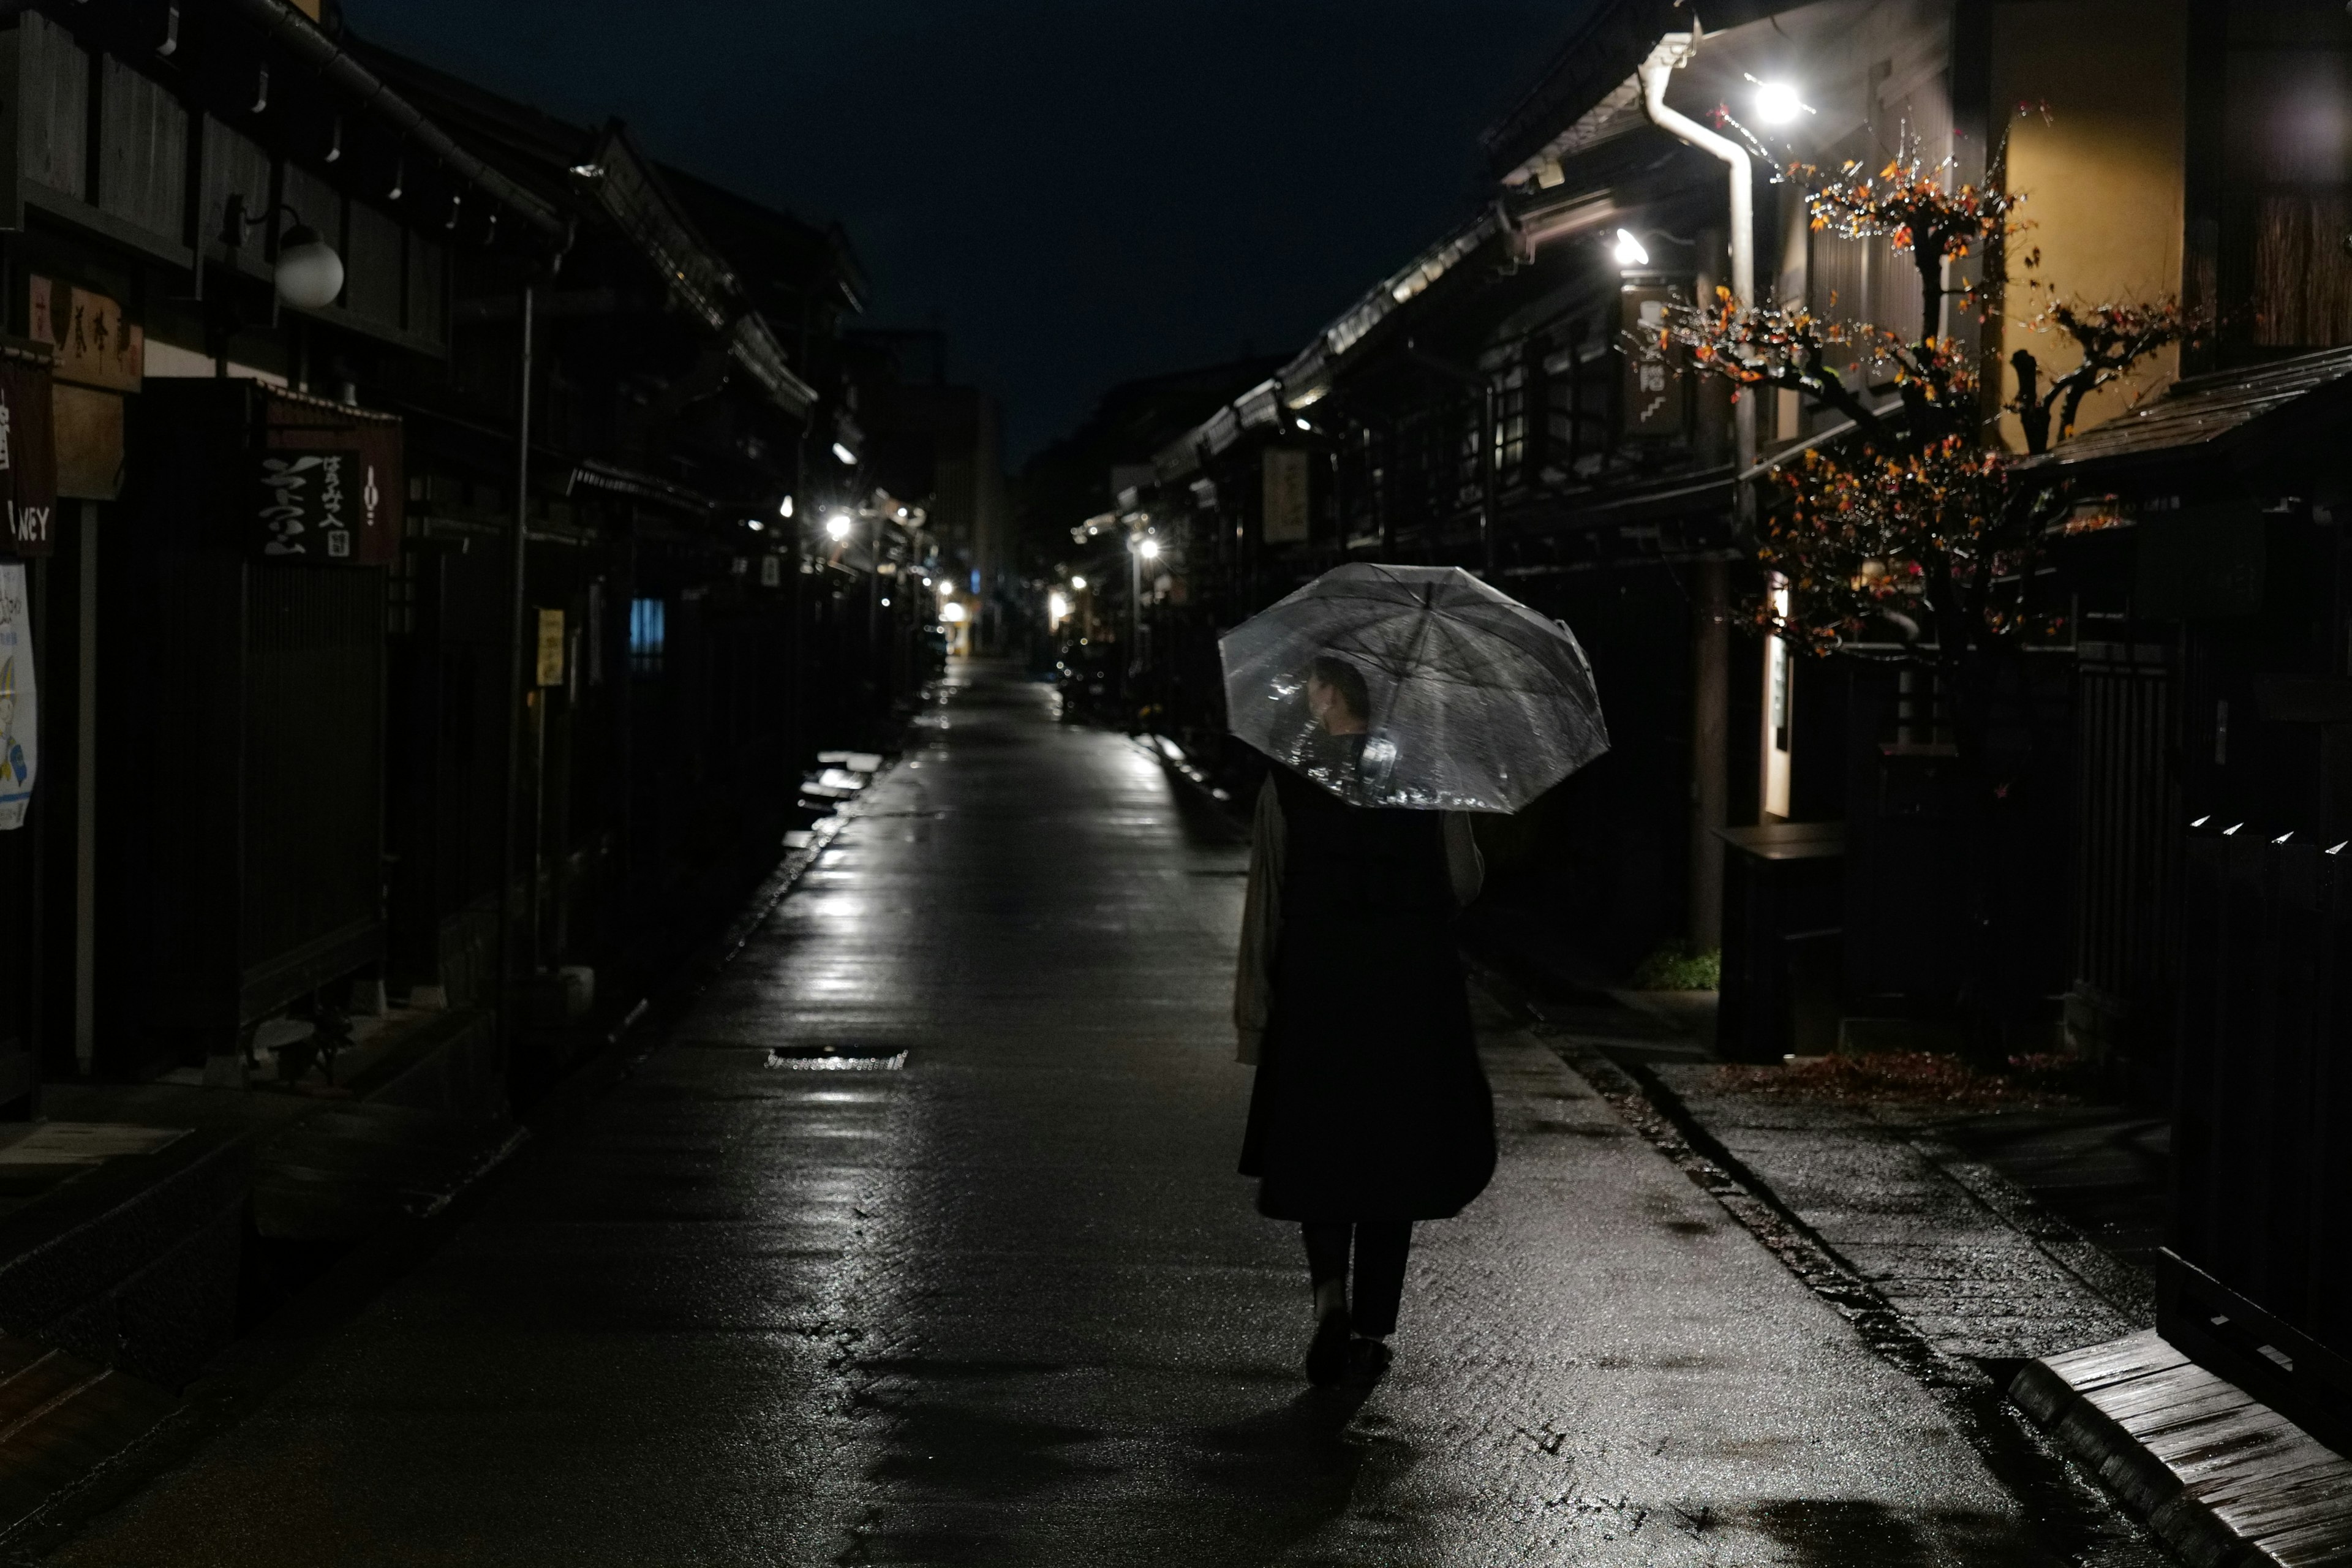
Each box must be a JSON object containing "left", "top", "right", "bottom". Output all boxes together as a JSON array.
[{"left": 1238, "top": 760, "right": 1495, "bottom": 1221}]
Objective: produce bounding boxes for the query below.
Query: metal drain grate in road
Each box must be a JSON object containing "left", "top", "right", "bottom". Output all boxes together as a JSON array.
[{"left": 763, "top": 1047, "right": 908, "bottom": 1071}]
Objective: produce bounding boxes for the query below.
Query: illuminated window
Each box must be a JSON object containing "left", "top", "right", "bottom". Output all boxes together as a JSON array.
[{"left": 629, "top": 598, "right": 665, "bottom": 674}]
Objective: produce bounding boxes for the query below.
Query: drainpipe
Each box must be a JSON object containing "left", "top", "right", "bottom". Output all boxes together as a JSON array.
[
  {"left": 497, "top": 282, "right": 536, "bottom": 1037},
  {"left": 1637, "top": 31, "right": 1755, "bottom": 473},
  {"left": 1639, "top": 31, "right": 1753, "bottom": 947}
]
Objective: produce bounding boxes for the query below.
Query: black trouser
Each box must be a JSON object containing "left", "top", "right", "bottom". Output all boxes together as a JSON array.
[{"left": 1301, "top": 1221, "right": 1413, "bottom": 1336}]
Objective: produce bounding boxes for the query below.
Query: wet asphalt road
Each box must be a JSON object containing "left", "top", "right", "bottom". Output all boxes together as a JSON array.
[{"left": 53, "top": 663, "right": 2139, "bottom": 1566}]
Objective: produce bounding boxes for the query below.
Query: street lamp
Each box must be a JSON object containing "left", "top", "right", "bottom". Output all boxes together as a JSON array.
[
  {"left": 1613, "top": 228, "right": 1651, "bottom": 269},
  {"left": 274, "top": 225, "right": 345, "bottom": 309},
  {"left": 1751, "top": 78, "right": 1812, "bottom": 126},
  {"left": 1069, "top": 575, "right": 1087, "bottom": 591},
  {"left": 222, "top": 195, "right": 345, "bottom": 309},
  {"left": 1137, "top": 537, "right": 1160, "bottom": 561},
  {"left": 831, "top": 441, "right": 858, "bottom": 466},
  {"left": 824, "top": 513, "right": 853, "bottom": 541}
]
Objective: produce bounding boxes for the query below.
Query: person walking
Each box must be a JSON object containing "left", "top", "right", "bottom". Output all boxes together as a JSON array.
[{"left": 1233, "top": 653, "right": 1494, "bottom": 1385}]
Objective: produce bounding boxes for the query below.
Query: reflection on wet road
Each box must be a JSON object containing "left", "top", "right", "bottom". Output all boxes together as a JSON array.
[{"left": 52, "top": 663, "right": 2149, "bottom": 1565}]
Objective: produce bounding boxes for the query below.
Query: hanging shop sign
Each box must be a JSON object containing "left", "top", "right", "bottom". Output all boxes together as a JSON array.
[
  {"left": 1619, "top": 284, "right": 1690, "bottom": 439},
  {"left": 1263, "top": 447, "right": 1311, "bottom": 545},
  {"left": 258, "top": 392, "right": 403, "bottom": 564},
  {"left": 536, "top": 609, "right": 566, "bottom": 687},
  {"left": 257, "top": 448, "right": 364, "bottom": 559},
  {"left": 0, "top": 362, "right": 58, "bottom": 557},
  {"left": 28, "top": 278, "right": 142, "bottom": 393},
  {"left": 0, "top": 563, "right": 36, "bottom": 831}
]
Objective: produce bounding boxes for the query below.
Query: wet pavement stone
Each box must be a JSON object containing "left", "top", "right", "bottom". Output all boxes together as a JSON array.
[
  {"left": 43, "top": 666, "right": 2165, "bottom": 1566},
  {"left": 1648, "top": 1068, "right": 2152, "bottom": 1363}
]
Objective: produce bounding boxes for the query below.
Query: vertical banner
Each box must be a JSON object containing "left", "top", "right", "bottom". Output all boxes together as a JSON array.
[
  {"left": 0, "top": 363, "right": 58, "bottom": 556},
  {"left": 0, "top": 563, "right": 35, "bottom": 830}
]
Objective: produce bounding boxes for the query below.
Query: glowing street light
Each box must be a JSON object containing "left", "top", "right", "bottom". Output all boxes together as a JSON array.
[
  {"left": 1137, "top": 537, "right": 1160, "bottom": 561},
  {"left": 825, "top": 513, "right": 853, "bottom": 541},
  {"left": 1613, "top": 228, "right": 1650, "bottom": 268},
  {"left": 1069, "top": 575, "right": 1087, "bottom": 591},
  {"left": 940, "top": 601, "right": 968, "bottom": 624},
  {"left": 831, "top": 441, "right": 858, "bottom": 466},
  {"left": 1048, "top": 591, "right": 1070, "bottom": 624},
  {"left": 778, "top": 495, "right": 794, "bottom": 518},
  {"left": 1754, "top": 80, "right": 1807, "bottom": 124}
]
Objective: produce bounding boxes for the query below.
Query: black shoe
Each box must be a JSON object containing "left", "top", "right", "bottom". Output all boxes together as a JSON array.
[
  {"left": 1349, "top": 1337, "right": 1392, "bottom": 1380},
  {"left": 1305, "top": 1308, "right": 1353, "bottom": 1386}
]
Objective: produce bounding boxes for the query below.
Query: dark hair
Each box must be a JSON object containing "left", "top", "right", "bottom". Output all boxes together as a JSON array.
[{"left": 1308, "top": 655, "right": 1370, "bottom": 722}]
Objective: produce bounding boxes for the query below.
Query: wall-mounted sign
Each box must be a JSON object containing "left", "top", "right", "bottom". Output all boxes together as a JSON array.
[
  {"left": 1263, "top": 447, "right": 1311, "bottom": 545},
  {"left": 257, "top": 449, "right": 362, "bottom": 559},
  {"left": 262, "top": 393, "right": 402, "bottom": 565},
  {"left": 0, "top": 363, "right": 58, "bottom": 557},
  {"left": 28, "top": 277, "right": 142, "bottom": 393},
  {"left": 1619, "top": 284, "right": 1689, "bottom": 438},
  {"left": 0, "top": 563, "right": 36, "bottom": 831},
  {"left": 53, "top": 383, "right": 123, "bottom": 502},
  {"left": 536, "top": 609, "right": 565, "bottom": 687}
]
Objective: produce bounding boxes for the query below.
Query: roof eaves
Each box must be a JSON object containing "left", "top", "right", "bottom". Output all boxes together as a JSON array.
[
  {"left": 2022, "top": 347, "right": 2352, "bottom": 472},
  {"left": 580, "top": 123, "right": 739, "bottom": 332}
]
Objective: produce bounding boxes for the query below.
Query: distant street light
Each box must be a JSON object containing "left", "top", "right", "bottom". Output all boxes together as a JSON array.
[
  {"left": 831, "top": 442, "right": 858, "bottom": 466},
  {"left": 1137, "top": 537, "right": 1161, "bottom": 561},
  {"left": 825, "top": 513, "right": 853, "bottom": 541},
  {"left": 1069, "top": 575, "right": 1087, "bottom": 591},
  {"left": 1049, "top": 591, "right": 1070, "bottom": 624},
  {"left": 778, "top": 495, "right": 794, "bottom": 518},
  {"left": 1613, "top": 228, "right": 1650, "bottom": 268}
]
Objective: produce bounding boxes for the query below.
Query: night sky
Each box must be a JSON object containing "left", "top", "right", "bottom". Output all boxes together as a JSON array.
[{"left": 342, "top": 1, "right": 1585, "bottom": 461}]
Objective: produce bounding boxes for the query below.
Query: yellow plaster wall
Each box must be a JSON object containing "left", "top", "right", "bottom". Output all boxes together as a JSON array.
[{"left": 1989, "top": 0, "right": 2188, "bottom": 449}]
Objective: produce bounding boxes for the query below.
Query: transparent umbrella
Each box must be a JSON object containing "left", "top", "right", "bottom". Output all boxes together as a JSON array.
[{"left": 1219, "top": 563, "right": 1608, "bottom": 813}]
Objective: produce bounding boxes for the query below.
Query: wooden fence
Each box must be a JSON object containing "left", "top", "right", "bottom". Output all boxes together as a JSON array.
[{"left": 2166, "top": 826, "right": 2352, "bottom": 1449}]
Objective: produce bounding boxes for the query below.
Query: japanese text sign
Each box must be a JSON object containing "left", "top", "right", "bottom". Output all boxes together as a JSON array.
[{"left": 257, "top": 449, "right": 363, "bottom": 559}]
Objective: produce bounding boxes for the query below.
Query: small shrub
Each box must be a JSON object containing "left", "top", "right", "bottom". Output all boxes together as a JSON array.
[{"left": 1628, "top": 941, "right": 1720, "bottom": 991}]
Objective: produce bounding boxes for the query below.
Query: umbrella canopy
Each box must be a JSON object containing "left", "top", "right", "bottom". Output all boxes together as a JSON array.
[{"left": 1219, "top": 563, "right": 1608, "bottom": 813}]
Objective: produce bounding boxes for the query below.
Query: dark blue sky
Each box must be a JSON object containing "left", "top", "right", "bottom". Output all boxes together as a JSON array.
[{"left": 345, "top": 1, "right": 1581, "bottom": 459}]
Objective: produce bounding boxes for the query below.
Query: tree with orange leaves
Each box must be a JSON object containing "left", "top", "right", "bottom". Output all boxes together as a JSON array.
[{"left": 1642, "top": 134, "right": 2197, "bottom": 703}]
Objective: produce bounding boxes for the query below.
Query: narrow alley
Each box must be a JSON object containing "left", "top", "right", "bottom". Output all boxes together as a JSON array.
[{"left": 46, "top": 666, "right": 2155, "bottom": 1566}]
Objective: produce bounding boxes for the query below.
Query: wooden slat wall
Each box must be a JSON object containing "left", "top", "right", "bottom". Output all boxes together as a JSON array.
[
  {"left": 96, "top": 55, "right": 185, "bottom": 244},
  {"left": 19, "top": 15, "right": 88, "bottom": 202},
  {"left": 2174, "top": 832, "right": 2352, "bottom": 1367},
  {"left": 198, "top": 119, "right": 273, "bottom": 261},
  {"left": 240, "top": 564, "right": 385, "bottom": 1003},
  {"left": 2071, "top": 643, "right": 2182, "bottom": 1033},
  {"left": 406, "top": 235, "right": 448, "bottom": 347},
  {"left": 342, "top": 200, "right": 404, "bottom": 332}
]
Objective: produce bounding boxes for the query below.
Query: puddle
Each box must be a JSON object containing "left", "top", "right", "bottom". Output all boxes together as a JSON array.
[{"left": 764, "top": 1047, "right": 908, "bottom": 1072}]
